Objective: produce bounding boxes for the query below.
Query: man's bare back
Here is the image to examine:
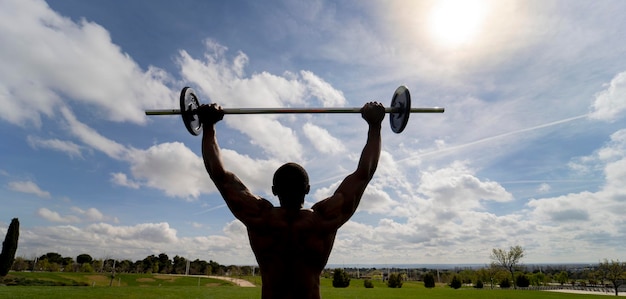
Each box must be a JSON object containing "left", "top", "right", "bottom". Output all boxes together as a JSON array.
[
  {"left": 247, "top": 207, "right": 335, "bottom": 298},
  {"left": 199, "top": 102, "right": 384, "bottom": 299}
]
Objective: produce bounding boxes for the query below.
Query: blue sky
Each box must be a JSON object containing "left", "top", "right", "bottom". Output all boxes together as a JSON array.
[{"left": 1, "top": 0, "right": 625, "bottom": 266}]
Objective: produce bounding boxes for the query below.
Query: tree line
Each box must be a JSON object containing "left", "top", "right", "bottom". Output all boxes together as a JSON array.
[
  {"left": 9, "top": 252, "right": 258, "bottom": 277},
  {"left": 326, "top": 246, "right": 625, "bottom": 296}
]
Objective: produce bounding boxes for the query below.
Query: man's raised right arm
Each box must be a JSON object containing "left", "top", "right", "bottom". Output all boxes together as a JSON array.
[{"left": 199, "top": 104, "right": 272, "bottom": 224}]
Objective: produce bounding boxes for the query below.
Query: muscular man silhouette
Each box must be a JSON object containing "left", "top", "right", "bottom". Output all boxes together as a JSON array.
[{"left": 199, "top": 101, "right": 384, "bottom": 299}]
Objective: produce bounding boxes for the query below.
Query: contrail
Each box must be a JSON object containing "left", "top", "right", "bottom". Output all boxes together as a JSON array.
[
  {"left": 498, "top": 179, "right": 601, "bottom": 184},
  {"left": 193, "top": 204, "right": 227, "bottom": 215},
  {"left": 399, "top": 113, "right": 589, "bottom": 161},
  {"left": 312, "top": 113, "right": 589, "bottom": 187}
]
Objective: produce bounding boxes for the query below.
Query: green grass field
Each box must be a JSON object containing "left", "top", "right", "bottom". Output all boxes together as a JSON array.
[{"left": 0, "top": 272, "right": 610, "bottom": 299}]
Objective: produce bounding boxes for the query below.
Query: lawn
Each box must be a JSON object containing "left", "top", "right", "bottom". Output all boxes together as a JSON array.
[{"left": 0, "top": 273, "right": 611, "bottom": 299}]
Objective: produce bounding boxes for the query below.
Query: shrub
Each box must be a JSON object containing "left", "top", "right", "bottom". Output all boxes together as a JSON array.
[
  {"left": 364, "top": 279, "right": 374, "bottom": 288},
  {"left": 500, "top": 278, "right": 511, "bottom": 289},
  {"left": 516, "top": 274, "right": 530, "bottom": 287},
  {"left": 423, "top": 273, "right": 436, "bottom": 288},
  {"left": 80, "top": 263, "right": 94, "bottom": 273},
  {"left": 387, "top": 273, "right": 403, "bottom": 288},
  {"left": 332, "top": 268, "right": 350, "bottom": 288},
  {"left": 449, "top": 275, "right": 462, "bottom": 289},
  {"left": 474, "top": 279, "right": 484, "bottom": 288}
]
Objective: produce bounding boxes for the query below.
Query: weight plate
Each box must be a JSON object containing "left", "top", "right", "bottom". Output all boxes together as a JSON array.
[
  {"left": 180, "top": 87, "right": 202, "bottom": 136},
  {"left": 389, "top": 85, "right": 411, "bottom": 133}
]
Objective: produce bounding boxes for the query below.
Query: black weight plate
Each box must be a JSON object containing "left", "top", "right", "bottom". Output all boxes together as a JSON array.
[
  {"left": 180, "top": 87, "right": 202, "bottom": 136},
  {"left": 389, "top": 86, "right": 411, "bottom": 133}
]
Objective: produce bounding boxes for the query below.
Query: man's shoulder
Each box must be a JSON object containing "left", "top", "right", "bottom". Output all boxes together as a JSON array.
[{"left": 259, "top": 197, "right": 274, "bottom": 207}]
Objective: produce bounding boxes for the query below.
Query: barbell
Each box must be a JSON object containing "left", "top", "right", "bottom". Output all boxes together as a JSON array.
[{"left": 145, "top": 86, "right": 444, "bottom": 136}]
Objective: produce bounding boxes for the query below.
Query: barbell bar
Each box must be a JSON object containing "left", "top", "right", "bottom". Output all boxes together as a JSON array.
[
  {"left": 145, "top": 86, "right": 444, "bottom": 136},
  {"left": 145, "top": 106, "right": 445, "bottom": 115}
]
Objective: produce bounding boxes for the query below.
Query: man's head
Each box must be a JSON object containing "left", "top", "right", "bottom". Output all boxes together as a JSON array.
[{"left": 272, "top": 163, "right": 310, "bottom": 209}]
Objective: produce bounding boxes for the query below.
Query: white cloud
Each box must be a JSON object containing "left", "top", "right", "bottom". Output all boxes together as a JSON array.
[
  {"left": 13, "top": 220, "right": 256, "bottom": 264},
  {"left": 302, "top": 123, "right": 346, "bottom": 154},
  {"left": 417, "top": 161, "right": 513, "bottom": 208},
  {"left": 37, "top": 206, "right": 113, "bottom": 224},
  {"left": 524, "top": 128, "right": 626, "bottom": 254},
  {"left": 87, "top": 222, "right": 178, "bottom": 243},
  {"left": 7, "top": 180, "right": 51, "bottom": 199},
  {"left": 328, "top": 209, "right": 536, "bottom": 265},
  {"left": 110, "top": 173, "right": 140, "bottom": 189},
  {"left": 311, "top": 179, "right": 399, "bottom": 216},
  {"left": 26, "top": 135, "right": 83, "bottom": 159},
  {"left": 220, "top": 149, "right": 282, "bottom": 196},
  {"left": 126, "top": 142, "right": 209, "bottom": 199},
  {"left": 537, "top": 183, "right": 551, "bottom": 193},
  {"left": 356, "top": 184, "right": 399, "bottom": 215},
  {"left": 176, "top": 40, "right": 348, "bottom": 161},
  {"left": 70, "top": 207, "right": 105, "bottom": 222},
  {"left": 589, "top": 71, "right": 626, "bottom": 122},
  {"left": 60, "top": 107, "right": 128, "bottom": 160},
  {"left": 0, "top": 0, "right": 174, "bottom": 127},
  {"left": 37, "top": 207, "right": 80, "bottom": 223},
  {"left": 300, "top": 70, "right": 346, "bottom": 107},
  {"left": 312, "top": 157, "right": 538, "bottom": 264},
  {"left": 527, "top": 192, "right": 595, "bottom": 223},
  {"left": 237, "top": 116, "right": 304, "bottom": 161}
]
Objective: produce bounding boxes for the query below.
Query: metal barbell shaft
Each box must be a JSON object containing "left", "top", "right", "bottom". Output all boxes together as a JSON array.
[{"left": 145, "top": 107, "right": 444, "bottom": 115}]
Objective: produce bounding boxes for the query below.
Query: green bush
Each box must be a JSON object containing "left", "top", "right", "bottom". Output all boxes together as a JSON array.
[
  {"left": 80, "top": 263, "right": 94, "bottom": 273},
  {"left": 500, "top": 278, "right": 511, "bottom": 289},
  {"left": 363, "top": 279, "right": 374, "bottom": 288},
  {"left": 516, "top": 274, "right": 530, "bottom": 288},
  {"left": 449, "top": 275, "right": 462, "bottom": 289},
  {"left": 474, "top": 279, "right": 484, "bottom": 288},
  {"left": 332, "top": 268, "right": 350, "bottom": 288},
  {"left": 387, "top": 273, "right": 403, "bottom": 288},
  {"left": 423, "top": 273, "right": 436, "bottom": 288}
]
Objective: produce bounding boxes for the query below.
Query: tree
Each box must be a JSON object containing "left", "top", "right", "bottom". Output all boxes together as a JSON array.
[
  {"left": 92, "top": 259, "right": 103, "bottom": 273},
  {"left": 490, "top": 245, "right": 524, "bottom": 289},
  {"left": 529, "top": 272, "right": 546, "bottom": 286},
  {"left": 10, "top": 257, "right": 30, "bottom": 272},
  {"left": 597, "top": 259, "right": 626, "bottom": 296},
  {"left": 449, "top": 275, "right": 462, "bottom": 289},
  {"left": 0, "top": 218, "right": 20, "bottom": 276},
  {"left": 158, "top": 253, "right": 171, "bottom": 274},
  {"left": 142, "top": 255, "right": 157, "bottom": 273},
  {"left": 332, "top": 268, "right": 350, "bottom": 288},
  {"left": 39, "top": 252, "right": 64, "bottom": 265},
  {"left": 484, "top": 264, "right": 501, "bottom": 289},
  {"left": 555, "top": 271, "right": 569, "bottom": 285},
  {"left": 172, "top": 255, "right": 187, "bottom": 274},
  {"left": 387, "top": 273, "right": 403, "bottom": 288},
  {"left": 423, "top": 273, "right": 436, "bottom": 288},
  {"left": 76, "top": 254, "right": 93, "bottom": 265},
  {"left": 116, "top": 260, "right": 132, "bottom": 273}
]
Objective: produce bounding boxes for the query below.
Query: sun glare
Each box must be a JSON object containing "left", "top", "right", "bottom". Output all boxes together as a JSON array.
[{"left": 429, "top": 0, "right": 487, "bottom": 47}]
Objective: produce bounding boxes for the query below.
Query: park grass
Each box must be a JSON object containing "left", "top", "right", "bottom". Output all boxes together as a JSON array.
[{"left": 0, "top": 273, "right": 611, "bottom": 299}]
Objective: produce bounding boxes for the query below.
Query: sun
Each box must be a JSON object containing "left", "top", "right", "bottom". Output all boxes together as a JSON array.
[{"left": 429, "top": 0, "right": 487, "bottom": 47}]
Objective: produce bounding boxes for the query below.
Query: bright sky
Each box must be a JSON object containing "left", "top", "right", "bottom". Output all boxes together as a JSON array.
[{"left": 1, "top": 0, "right": 625, "bottom": 266}]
